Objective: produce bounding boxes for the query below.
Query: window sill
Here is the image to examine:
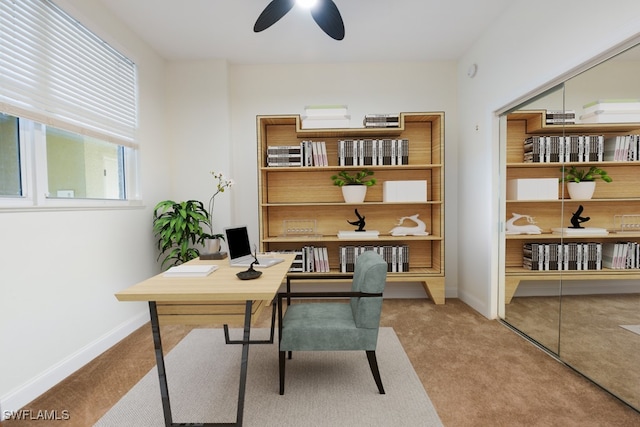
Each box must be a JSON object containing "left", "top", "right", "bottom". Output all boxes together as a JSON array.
[{"left": 0, "top": 198, "right": 145, "bottom": 212}]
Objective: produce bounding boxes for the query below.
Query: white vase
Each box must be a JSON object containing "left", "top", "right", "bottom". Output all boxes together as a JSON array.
[
  {"left": 203, "top": 237, "right": 221, "bottom": 254},
  {"left": 341, "top": 185, "right": 367, "bottom": 203},
  {"left": 567, "top": 181, "right": 596, "bottom": 200}
]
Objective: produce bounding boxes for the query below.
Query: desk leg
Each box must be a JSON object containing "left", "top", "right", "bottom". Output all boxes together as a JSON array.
[
  {"left": 235, "top": 300, "right": 252, "bottom": 426},
  {"left": 150, "top": 301, "right": 245, "bottom": 427},
  {"left": 149, "top": 301, "right": 173, "bottom": 427},
  {"left": 223, "top": 300, "right": 277, "bottom": 344}
]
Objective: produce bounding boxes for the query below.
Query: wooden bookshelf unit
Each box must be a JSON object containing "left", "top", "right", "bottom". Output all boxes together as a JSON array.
[
  {"left": 256, "top": 112, "right": 445, "bottom": 304},
  {"left": 504, "top": 110, "right": 640, "bottom": 303}
]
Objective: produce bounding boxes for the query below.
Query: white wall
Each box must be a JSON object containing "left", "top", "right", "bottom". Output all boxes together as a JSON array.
[
  {"left": 164, "top": 60, "right": 233, "bottom": 235},
  {"left": 226, "top": 61, "right": 459, "bottom": 298},
  {"left": 457, "top": 0, "right": 640, "bottom": 318},
  {"left": 0, "top": 0, "right": 169, "bottom": 414}
]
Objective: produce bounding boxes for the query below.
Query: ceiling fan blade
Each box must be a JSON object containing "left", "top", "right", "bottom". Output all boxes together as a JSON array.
[
  {"left": 311, "top": 0, "right": 345, "bottom": 40},
  {"left": 254, "top": 0, "right": 296, "bottom": 33}
]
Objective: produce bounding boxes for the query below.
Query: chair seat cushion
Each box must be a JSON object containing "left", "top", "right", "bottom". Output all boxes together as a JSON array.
[{"left": 280, "top": 303, "right": 379, "bottom": 351}]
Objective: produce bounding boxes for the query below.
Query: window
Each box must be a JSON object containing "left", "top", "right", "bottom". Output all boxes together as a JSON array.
[
  {"left": 0, "top": 0, "right": 138, "bottom": 208},
  {"left": 1, "top": 112, "right": 137, "bottom": 207},
  {"left": 0, "top": 112, "right": 21, "bottom": 197},
  {"left": 46, "top": 127, "right": 126, "bottom": 200}
]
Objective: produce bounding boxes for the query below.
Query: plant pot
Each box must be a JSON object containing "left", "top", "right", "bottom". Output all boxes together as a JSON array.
[
  {"left": 203, "top": 237, "right": 221, "bottom": 254},
  {"left": 567, "top": 181, "right": 596, "bottom": 200},
  {"left": 341, "top": 185, "right": 367, "bottom": 203}
]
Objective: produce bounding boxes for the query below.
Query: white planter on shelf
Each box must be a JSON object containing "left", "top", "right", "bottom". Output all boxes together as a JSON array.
[
  {"left": 203, "top": 237, "right": 221, "bottom": 254},
  {"left": 341, "top": 185, "right": 367, "bottom": 203},
  {"left": 567, "top": 181, "right": 596, "bottom": 200}
]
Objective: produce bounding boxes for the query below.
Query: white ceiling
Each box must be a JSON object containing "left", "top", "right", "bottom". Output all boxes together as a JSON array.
[{"left": 96, "top": 0, "right": 513, "bottom": 64}]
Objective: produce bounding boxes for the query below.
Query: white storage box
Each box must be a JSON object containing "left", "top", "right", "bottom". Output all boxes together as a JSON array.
[
  {"left": 383, "top": 180, "right": 427, "bottom": 202},
  {"left": 507, "top": 178, "right": 558, "bottom": 200}
]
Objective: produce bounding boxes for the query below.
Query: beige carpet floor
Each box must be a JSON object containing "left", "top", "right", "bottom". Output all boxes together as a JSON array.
[
  {"left": 94, "top": 327, "right": 442, "bottom": 426},
  {"left": 2, "top": 299, "right": 639, "bottom": 426}
]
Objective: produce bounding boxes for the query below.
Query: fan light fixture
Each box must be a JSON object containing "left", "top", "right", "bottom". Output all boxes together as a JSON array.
[
  {"left": 296, "top": 0, "right": 318, "bottom": 8},
  {"left": 254, "top": 0, "right": 345, "bottom": 40}
]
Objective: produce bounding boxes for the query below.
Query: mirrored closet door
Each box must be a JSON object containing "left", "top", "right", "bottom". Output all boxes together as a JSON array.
[{"left": 499, "top": 44, "right": 640, "bottom": 411}]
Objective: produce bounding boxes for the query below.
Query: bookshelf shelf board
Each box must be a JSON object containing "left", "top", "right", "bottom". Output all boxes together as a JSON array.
[
  {"left": 263, "top": 235, "right": 442, "bottom": 243},
  {"left": 262, "top": 201, "right": 442, "bottom": 207},
  {"left": 507, "top": 110, "right": 640, "bottom": 134},
  {"left": 288, "top": 268, "right": 442, "bottom": 276},
  {"left": 506, "top": 267, "right": 640, "bottom": 276},
  {"left": 507, "top": 198, "right": 640, "bottom": 203},
  {"left": 261, "top": 164, "right": 442, "bottom": 171},
  {"left": 507, "top": 161, "right": 640, "bottom": 168},
  {"left": 505, "top": 232, "right": 640, "bottom": 240}
]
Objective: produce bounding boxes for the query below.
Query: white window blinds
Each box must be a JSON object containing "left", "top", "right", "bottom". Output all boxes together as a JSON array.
[{"left": 0, "top": 0, "right": 137, "bottom": 146}]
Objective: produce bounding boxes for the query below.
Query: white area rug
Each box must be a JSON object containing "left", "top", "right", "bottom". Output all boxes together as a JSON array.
[
  {"left": 95, "top": 327, "right": 442, "bottom": 426},
  {"left": 620, "top": 324, "right": 640, "bottom": 336}
]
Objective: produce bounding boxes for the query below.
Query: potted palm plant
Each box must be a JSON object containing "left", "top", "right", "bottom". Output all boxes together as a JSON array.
[
  {"left": 560, "top": 165, "right": 612, "bottom": 200},
  {"left": 331, "top": 169, "right": 376, "bottom": 203},
  {"left": 152, "top": 171, "right": 234, "bottom": 268},
  {"left": 152, "top": 200, "right": 211, "bottom": 269}
]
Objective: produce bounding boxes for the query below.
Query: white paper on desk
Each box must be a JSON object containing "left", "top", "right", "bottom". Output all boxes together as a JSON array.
[{"left": 162, "top": 264, "right": 218, "bottom": 277}]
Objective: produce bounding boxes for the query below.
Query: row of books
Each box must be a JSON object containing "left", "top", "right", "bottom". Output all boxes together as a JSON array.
[
  {"left": 523, "top": 135, "right": 604, "bottom": 163},
  {"left": 266, "top": 141, "right": 328, "bottom": 167},
  {"left": 284, "top": 246, "right": 330, "bottom": 273},
  {"left": 602, "top": 241, "right": 640, "bottom": 269},
  {"left": 523, "top": 242, "right": 603, "bottom": 271},
  {"left": 604, "top": 135, "right": 640, "bottom": 161},
  {"left": 363, "top": 114, "right": 400, "bottom": 128},
  {"left": 523, "top": 241, "right": 640, "bottom": 271},
  {"left": 338, "top": 139, "right": 409, "bottom": 166},
  {"left": 523, "top": 134, "right": 640, "bottom": 163},
  {"left": 339, "top": 245, "right": 409, "bottom": 273},
  {"left": 545, "top": 110, "right": 576, "bottom": 124}
]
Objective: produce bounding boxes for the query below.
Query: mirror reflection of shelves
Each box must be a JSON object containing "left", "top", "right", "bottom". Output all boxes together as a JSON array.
[
  {"left": 504, "top": 110, "right": 640, "bottom": 303},
  {"left": 257, "top": 112, "right": 445, "bottom": 303}
]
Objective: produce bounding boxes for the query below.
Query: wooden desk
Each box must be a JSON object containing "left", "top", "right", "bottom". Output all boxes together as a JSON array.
[{"left": 115, "top": 254, "right": 295, "bottom": 427}]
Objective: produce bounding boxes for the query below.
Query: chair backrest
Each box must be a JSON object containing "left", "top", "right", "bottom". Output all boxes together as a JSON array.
[{"left": 350, "top": 251, "right": 387, "bottom": 329}]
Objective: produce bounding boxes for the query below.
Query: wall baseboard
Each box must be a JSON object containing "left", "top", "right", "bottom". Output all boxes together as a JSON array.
[
  {"left": 513, "top": 280, "right": 640, "bottom": 297},
  {"left": 0, "top": 311, "right": 148, "bottom": 421}
]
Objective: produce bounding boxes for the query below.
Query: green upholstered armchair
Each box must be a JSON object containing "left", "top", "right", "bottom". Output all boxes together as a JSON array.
[{"left": 276, "top": 250, "right": 388, "bottom": 395}]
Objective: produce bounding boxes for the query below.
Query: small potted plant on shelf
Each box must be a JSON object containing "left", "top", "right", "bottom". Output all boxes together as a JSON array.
[
  {"left": 331, "top": 168, "right": 376, "bottom": 203},
  {"left": 560, "top": 165, "right": 612, "bottom": 200}
]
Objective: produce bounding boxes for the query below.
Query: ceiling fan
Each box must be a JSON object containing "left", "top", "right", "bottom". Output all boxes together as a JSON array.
[{"left": 254, "top": 0, "right": 345, "bottom": 41}]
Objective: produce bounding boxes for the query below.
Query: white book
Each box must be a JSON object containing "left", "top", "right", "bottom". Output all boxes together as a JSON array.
[
  {"left": 580, "top": 111, "right": 640, "bottom": 123},
  {"left": 320, "top": 141, "right": 328, "bottom": 166},
  {"left": 583, "top": 99, "right": 640, "bottom": 115},
  {"left": 311, "top": 141, "right": 320, "bottom": 166},
  {"left": 322, "top": 247, "right": 329, "bottom": 272},
  {"left": 304, "top": 105, "right": 348, "bottom": 116},
  {"left": 314, "top": 246, "right": 322, "bottom": 272},
  {"left": 301, "top": 116, "right": 351, "bottom": 129},
  {"left": 163, "top": 264, "right": 218, "bottom": 277},
  {"left": 618, "top": 243, "right": 629, "bottom": 269}
]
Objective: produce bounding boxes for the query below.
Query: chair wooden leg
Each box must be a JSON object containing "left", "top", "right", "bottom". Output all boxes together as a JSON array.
[
  {"left": 279, "top": 350, "right": 286, "bottom": 395},
  {"left": 366, "top": 350, "right": 385, "bottom": 394}
]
